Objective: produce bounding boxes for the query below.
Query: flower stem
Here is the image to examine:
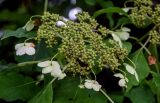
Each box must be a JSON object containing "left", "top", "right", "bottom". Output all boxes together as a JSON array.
[
  {"left": 44, "top": 0, "right": 48, "bottom": 13},
  {"left": 124, "top": 0, "right": 134, "bottom": 8},
  {"left": 100, "top": 89, "right": 114, "bottom": 103},
  {"left": 51, "top": 53, "right": 59, "bottom": 62},
  {"left": 129, "top": 36, "right": 151, "bottom": 55},
  {"left": 24, "top": 37, "right": 35, "bottom": 43}
]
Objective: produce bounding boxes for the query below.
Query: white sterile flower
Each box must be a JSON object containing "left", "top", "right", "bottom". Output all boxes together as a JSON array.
[
  {"left": 37, "top": 61, "right": 66, "bottom": 80},
  {"left": 123, "top": 63, "right": 139, "bottom": 82},
  {"left": 56, "top": 21, "right": 66, "bottom": 27},
  {"left": 115, "top": 27, "right": 131, "bottom": 41},
  {"left": 84, "top": 79, "right": 102, "bottom": 91},
  {"left": 15, "top": 43, "right": 35, "bottom": 56},
  {"left": 111, "top": 32, "right": 123, "bottom": 48},
  {"left": 68, "top": 7, "right": 82, "bottom": 21},
  {"left": 114, "top": 73, "right": 128, "bottom": 88}
]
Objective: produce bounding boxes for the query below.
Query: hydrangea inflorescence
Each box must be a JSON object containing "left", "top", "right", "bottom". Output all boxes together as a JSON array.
[
  {"left": 36, "top": 12, "right": 128, "bottom": 75},
  {"left": 129, "top": 0, "right": 160, "bottom": 44}
]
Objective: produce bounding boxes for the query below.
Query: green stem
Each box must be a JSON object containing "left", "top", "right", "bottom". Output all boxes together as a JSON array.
[
  {"left": 24, "top": 37, "right": 35, "bottom": 43},
  {"left": 91, "top": 69, "right": 97, "bottom": 80},
  {"left": 129, "top": 36, "right": 151, "bottom": 55},
  {"left": 100, "top": 89, "right": 114, "bottom": 103},
  {"left": 51, "top": 53, "right": 59, "bottom": 62},
  {"left": 17, "top": 60, "right": 40, "bottom": 67},
  {"left": 139, "top": 33, "right": 148, "bottom": 41},
  {"left": 124, "top": 0, "right": 134, "bottom": 8},
  {"left": 30, "top": 15, "right": 42, "bottom": 20},
  {"left": 126, "top": 57, "right": 136, "bottom": 69},
  {"left": 117, "top": 69, "right": 127, "bottom": 77},
  {"left": 44, "top": 0, "right": 48, "bottom": 13},
  {"left": 152, "top": 44, "right": 160, "bottom": 74}
]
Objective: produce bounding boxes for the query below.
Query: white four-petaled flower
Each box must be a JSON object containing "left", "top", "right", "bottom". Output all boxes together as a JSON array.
[
  {"left": 37, "top": 61, "right": 66, "bottom": 80},
  {"left": 15, "top": 43, "right": 35, "bottom": 56},
  {"left": 111, "top": 27, "right": 131, "bottom": 48},
  {"left": 123, "top": 63, "right": 139, "bottom": 82},
  {"left": 83, "top": 79, "right": 102, "bottom": 91},
  {"left": 114, "top": 73, "right": 128, "bottom": 88}
]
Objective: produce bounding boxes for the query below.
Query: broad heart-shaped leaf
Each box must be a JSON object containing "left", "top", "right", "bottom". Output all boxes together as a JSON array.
[
  {"left": 0, "top": 72, "right": 36, "bottom": 101},
  {"left": 1, "top": 28, "right": 35, "bottom": 40},
  {"left": 53, "top": 77, "right": 108, "bottom": 103},
  {"left": 126, "top": 86, "right": 155, "bottom": 103},
  {"left": 28, "top": 84, "right": 53, "bottom": 103},
  {"left": 126, "top": 50, "right": 150, "bottom": 91},
  {"left": 93, "top": 7, "right": 128, "bottom": 18}
]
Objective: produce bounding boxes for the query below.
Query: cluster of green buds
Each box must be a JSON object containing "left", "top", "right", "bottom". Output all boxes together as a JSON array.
[
  {"left": 129, "top": 0, "right": 160, "bottom": 44},
  {"left": 149, "top": 27, "right": 160, "bottom": 44},
  {"left": 37, "top": 12, "right": 128, "bottom": 75},
  {"left": 129, "top": 0, "right": 153, "bottom": 27}
]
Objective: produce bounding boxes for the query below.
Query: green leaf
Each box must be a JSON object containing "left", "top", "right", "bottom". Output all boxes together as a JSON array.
[
  {"left": 109, "top": 92, "right": 124, "bottom": 103},
  {"left": 122, "top": 42, "right": 132, "bottom": 53},
  {"left": 126, "top": 86, "right": 155, "bottom": 103},
  {"left": 0, "top": 72, "right": 36, "bottom": 101},
  {"left": 93, "top": 7, "right": 128, "bottom": 18},
  {"left": 126, "top": 50, "right": 150, "bottom": 91},
  {"left": 29, "top": 84, "right": 53, "bottom": 103},
  {"left": 96, "top": 0, "right": 113, "bottom": 8},
  {"left": 115, "top": 17, "right": 131, "bottom": 29},
  {"left": 84, "top": 0, "right": 96, "bottom": 5},
  {"left": 1, "top": 28, "right": 35, "bottom": 40},
  {"left": 153, "top": 73, "right": 160, "bottom": 88},
  {"left": 53, "top": 77, "right": 107, "bottom": 103}
]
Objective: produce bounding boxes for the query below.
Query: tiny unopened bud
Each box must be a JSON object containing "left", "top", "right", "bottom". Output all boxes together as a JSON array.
[{"left": 148, "top": 55, "right": 156, "bottom": 65}]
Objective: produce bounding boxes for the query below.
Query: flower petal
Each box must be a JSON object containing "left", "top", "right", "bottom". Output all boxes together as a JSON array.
[
  {"left": 118, "top": 79, "right": 127, "bottom": 87},
  {"left": 124, "top": 63, "right": 135, "bottom": 75},
  {"left": 111, "top": 33, "right": 122, "bottom": 48},
  {"left": 68, "top": 7, "right": 82, "bottom": 20},
  {"left": 51, "top": 61, "right": 60, "bottom": 69},
  {"left": 114, "top": 73, "right": 124, "bottom": 79},
  {"left": 121, "top": 27, "right": 131, "bottom": 32},
  {"left": 50, "top": 66, "right": 63, "bottom": 77},
  {"left": 122, "top": 7, "right": 133, "bottom": 13},
  {"left": 116, "top": 32, "right": 130, "bottom": 41},
  {"left": 92, "top": 82, "right": 101, "bottom": 91},
  {"left": 42, "top": 66, "right": 53, "bottom": 74},
  {"left": 15, "top": 43, "right": 24, "bottom": 50},
  {"left": 56, "top": 21, "right": 66, "bottom": 27},
  {"left": 23, "top": 20, "right": 35, "bottom": 31},
  {"left": 84, "top": 80, "right": 93, "bottom": 89},
  {"left": 37, "top": 61, "right": 51, "bottom": 67},
  {"left": 16, "top": 46, "right": 26, "bottom": 56},
  {"left": 57, "top": 73, "right": 66, "bottom": 80},
  {"left": 134, "top": 72, "right": 139, "bottom": 82},
  {"left": 25, "top": 43, "right": 35, "bottom": 47},
  {"left": 25, "top": 46, "right": 35, "bottom": 55}
]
